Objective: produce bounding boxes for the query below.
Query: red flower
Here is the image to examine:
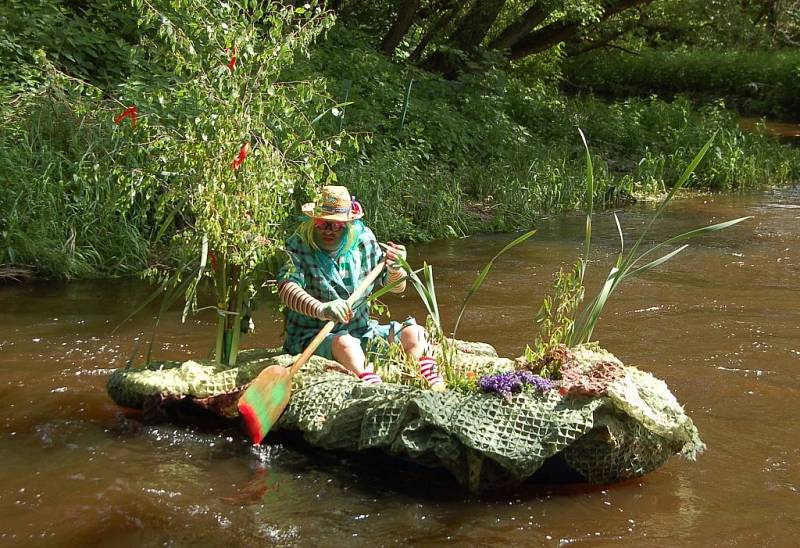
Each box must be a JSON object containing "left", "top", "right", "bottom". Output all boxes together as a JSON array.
[
  {"left": 114, "top": 105, "right": 138, "bottom": 127},
  {"left": 351, "top": 199, "right": 362, "bottom": 217},
  {"left": 227, "top": 47, "right": 237, "bottom": 72},
  {"left": 231, "top": 142, "right": 250, "bottom": 171},
  {"left": 209, "top": 251, "right": 218, "bottom": 271}
]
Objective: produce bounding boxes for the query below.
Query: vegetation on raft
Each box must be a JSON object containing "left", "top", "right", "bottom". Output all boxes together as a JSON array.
[{"left": 366, "top": 133, "right": 748, "bottom": 395}]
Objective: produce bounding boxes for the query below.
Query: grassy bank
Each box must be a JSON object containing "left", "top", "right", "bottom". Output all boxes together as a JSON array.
[
  {"left": 298, "top": 28, "right": 800, "bottom": 241},
  {"left": 2, "top": 25, "right": 799, "bottom": 280},
  {"left": 563, "top": 49, "right": 800, "bottom": 121},
  {"left": 0, "top": 77, "right": 152, "bottom": 280}
]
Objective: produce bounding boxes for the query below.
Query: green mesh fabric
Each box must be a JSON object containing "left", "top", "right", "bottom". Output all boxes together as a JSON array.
[
  {"left": 563, "top": 412, "right": 678, "bottom": 484},
  {"left": 106, "top": 342, "right": 704, "bottom": 490}
]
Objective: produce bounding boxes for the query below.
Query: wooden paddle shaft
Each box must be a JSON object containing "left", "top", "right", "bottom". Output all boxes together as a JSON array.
[{"left": 287, "top": 261, "right": 386, "bottom": 376}]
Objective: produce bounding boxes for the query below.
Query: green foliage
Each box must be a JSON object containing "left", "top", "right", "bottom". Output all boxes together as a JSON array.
[
  {"left": 641, "top": 0, "right": 800, "bottom": 49},
  {"left": 299, "top": 27, "right": 798, "bottom": 242},
  {"left": 370, "top": 230, "right": 535, "bottom": 381},
  {"left": 115, "top": 0, "right": 349, "bottom": 364},
  {"left": 525, "top": 262, "right": 585, "bottom": 373},
  {"left": 0, "top": 0, "right": 137, "bottom": 92},
  {"left": 564, "top": 49, "right": 800, "bottom": 120},
  {"left": 570, "top": 136, "right": 751, "bottom": 346},
  {"left": 0, "top": 70, "right": 151, "bottom": 279},
  {"left": 524, "top": 132, "right": 752, "bottom": 377},
  {"left": 3, "top": 2, "right": 799, "bottom": 282}
]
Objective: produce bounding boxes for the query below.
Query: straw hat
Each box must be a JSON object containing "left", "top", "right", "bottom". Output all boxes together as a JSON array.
[{"left": 301, "top": 185, "right": 364, "bottom": 222}]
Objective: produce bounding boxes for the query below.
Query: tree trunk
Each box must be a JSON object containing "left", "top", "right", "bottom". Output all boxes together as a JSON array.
[
  {"left": 449, "top": 0, "right": 506, "bottom": 51},
  {"left": 488, "top": 2, "right": 552, "bottom": 51},
  {"left": 421, "top": 0, "right": 506, "bottom": 78},
  {"left": 409, "top": 6, "right": 459, "bottom": 62},
  {"left": 381, "top": 0, "right": 421, "bottom": 56},
  {"left": 509, "top": 21, "right": 579, "bottom": 59}
]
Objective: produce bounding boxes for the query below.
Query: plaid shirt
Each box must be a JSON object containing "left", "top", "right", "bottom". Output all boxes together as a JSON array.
[{"left": 278, "top": 225, "right": 385, "bottom": 354}]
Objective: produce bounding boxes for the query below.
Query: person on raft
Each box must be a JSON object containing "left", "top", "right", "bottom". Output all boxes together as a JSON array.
[{"left": 276, "top": 185, "right": 446, "bottom": 391}]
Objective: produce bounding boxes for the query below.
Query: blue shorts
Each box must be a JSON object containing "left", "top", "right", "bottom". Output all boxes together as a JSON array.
[{"left": 315, "top": 318, "right": 418, "bottom": 360}]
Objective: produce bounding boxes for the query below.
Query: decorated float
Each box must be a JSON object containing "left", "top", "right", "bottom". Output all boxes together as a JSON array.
[{"left": 107, "top": 340, "right": 704, "bottom": 492}]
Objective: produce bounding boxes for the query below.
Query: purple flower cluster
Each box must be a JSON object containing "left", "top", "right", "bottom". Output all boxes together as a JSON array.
[{"left": 478, "top": 370, "right": 555, "bottom": 401}]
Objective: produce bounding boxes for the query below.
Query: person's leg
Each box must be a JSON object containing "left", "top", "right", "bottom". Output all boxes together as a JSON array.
[
  {"left": 331, "top": 333, "right": 381, "bottom": 384},
  {"left": 394, "top": 323, "right": 446, "bottom": 391},
  {"left": 398, "top": 323, "right": 427, "bottom": 360}
]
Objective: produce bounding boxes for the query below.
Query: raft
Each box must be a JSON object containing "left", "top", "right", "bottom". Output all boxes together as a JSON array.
[{"left": 106, "top": 341, "right": 704, "bottom": 492}]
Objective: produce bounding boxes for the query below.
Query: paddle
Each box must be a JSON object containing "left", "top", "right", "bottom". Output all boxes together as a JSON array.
[{"left": 238, "top": 261, "right": 387, "bottom": 445}]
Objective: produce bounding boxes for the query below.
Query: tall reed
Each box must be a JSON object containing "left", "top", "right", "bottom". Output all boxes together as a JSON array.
[{"left": 525, "top": 131, "right": 751, "bottom": 371}]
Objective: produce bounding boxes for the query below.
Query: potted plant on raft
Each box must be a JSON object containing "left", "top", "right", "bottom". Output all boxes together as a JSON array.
[{"left": 114, "top": 0, "right": 353, "bottom": 366}]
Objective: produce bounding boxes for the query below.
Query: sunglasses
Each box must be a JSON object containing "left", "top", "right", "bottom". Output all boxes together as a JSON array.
[{"left": 313, "top": 220, "right": 346, "bottom": 232}]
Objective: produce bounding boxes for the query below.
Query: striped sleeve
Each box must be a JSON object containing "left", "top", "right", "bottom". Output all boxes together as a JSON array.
[
  {"left": 279, "top": 282, "right": 325, "bottom": 320},
  {"left": 387, "top": 267, "right": 406, "bottom": 293}
]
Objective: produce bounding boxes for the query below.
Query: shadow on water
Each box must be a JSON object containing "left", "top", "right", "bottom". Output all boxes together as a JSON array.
[
  {"left": 253, "top": 432, "right": 604, "bottom": 504},
  {"left": 112, "top": 398, "right": 604, "bottom": 505}
]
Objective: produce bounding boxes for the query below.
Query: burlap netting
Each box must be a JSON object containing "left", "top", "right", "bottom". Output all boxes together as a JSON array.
[{"left": 107, "top": 342, "right": 704, "bottom": 490}]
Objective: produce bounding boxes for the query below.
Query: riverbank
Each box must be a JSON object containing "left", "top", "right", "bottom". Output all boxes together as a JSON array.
[
  {"left": 2, "top": 26, "right": 800, "bottom": 281},
  {"left": 563, "top": 49, "right": 800, "bottom": 121}
]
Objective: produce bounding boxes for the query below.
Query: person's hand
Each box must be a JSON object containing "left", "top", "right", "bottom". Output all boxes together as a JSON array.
[
  {"left": 383, "top": 241, "right": 406, "bottom": 271},
  {"left": 321, "top": 298, "right": 352, "bottom": 323}
]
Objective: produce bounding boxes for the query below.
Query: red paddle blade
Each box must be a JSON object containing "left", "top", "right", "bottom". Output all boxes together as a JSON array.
[{"left": 237, "top": 365, "right": 292, "bottom": 445}]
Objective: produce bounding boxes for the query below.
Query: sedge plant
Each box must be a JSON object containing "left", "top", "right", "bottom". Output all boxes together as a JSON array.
[
  {"left": 369, "top": 231, "right": 535, "bottom": 389},
  {"left": 525, "top": 130, "right": 751, "bottom": 375}
]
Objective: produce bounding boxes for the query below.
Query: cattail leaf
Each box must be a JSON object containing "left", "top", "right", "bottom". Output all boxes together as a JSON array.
[
  {"left": 625, "top": 244, "right": 689, "bottom": 279},
  {"left": 452, "top": 230, "right": 536, "bottom": 338},
  {"left": 367, "top": 267, "right": 424, "bottom": 302},
  {"left": 578, "top": 128, "right": 594, "bottom": 260}
]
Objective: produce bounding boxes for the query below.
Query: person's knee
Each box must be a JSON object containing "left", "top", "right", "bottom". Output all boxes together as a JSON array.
[
  {"left": 333, "top": 334, "right": 362, "bottom": 355},
  {"left": 400, "top": 324, "right": 427, "bottom": 346}
]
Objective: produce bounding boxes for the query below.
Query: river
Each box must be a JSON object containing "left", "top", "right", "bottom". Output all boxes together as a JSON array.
[{"left": 1, "top": 188, "right": 798, "bottom": 545}]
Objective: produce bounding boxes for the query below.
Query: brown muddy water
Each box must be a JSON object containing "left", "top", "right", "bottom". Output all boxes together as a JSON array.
[
  {"left": 740, "top": 118, "right": 800, "bottom": 139},
  {"left": 1, "top": 188, "right": 799, "bottom": 546}
]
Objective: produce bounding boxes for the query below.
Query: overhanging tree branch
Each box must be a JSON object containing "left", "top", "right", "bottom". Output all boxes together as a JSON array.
[
  {"left": 506, "top": 0, "right": 653, "bottom": 61},
  {"left": 421, "top": 0, "right": 506, "bottom": 77},
  {"left": 488, "top": 1, "right": 553, "bottom": 51}
]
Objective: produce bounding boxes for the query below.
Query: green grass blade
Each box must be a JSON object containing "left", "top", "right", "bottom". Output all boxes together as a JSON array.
[
  {"left": 625, "top": 244, "right": 689, "bottom": 278},
  {"left": 623, "top": 135, "right": 715, "bottom": 271},
  {"left": 367, "top": 266, "right": 424, "bottom": 302},
  {"left": 575, "top": 267, "right": 620, "bottom": 344},
  {"left": 183, "top": 234, "right": 209, "bottom": 322},
  {"left": 113, "top": 277, "right": 171, "bottom": 335},
  {"left": 145, "top": 264, "right": 200, "bottom": 364},
  {"left": 452, "top": 230, "right": 536, "bottom": 338},
  {"left": 578, "top": 128, "right": 594, "bottom": 260},
  {"left": 662, "top": 216, "right": 751, "bottom": 244},
  {"left": 424, "top": 263, "right": 440, "bottom": 326},
  {"left": 392, "top": 256, "right": 439, "bottom": 329},
  {"left": 631, "top": 216, "right": 751, "bottom": 269},
  {"left": 613, "top": 213, "right": 624, "bottom": 258}
]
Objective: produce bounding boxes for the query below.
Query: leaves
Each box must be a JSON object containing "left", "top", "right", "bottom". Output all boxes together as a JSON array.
[{"left": 113, "top": 1, "right": 355, "bottom": 363}]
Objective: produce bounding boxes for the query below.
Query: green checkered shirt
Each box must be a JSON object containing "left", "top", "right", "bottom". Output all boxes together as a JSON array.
[{"left": 278, "top": 225, "right": 385, "bottom": 354}]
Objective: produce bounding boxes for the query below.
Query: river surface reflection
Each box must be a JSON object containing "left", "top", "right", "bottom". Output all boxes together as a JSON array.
[{"left": 1, "top": 188, "right": 798, "bottom": 545}]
